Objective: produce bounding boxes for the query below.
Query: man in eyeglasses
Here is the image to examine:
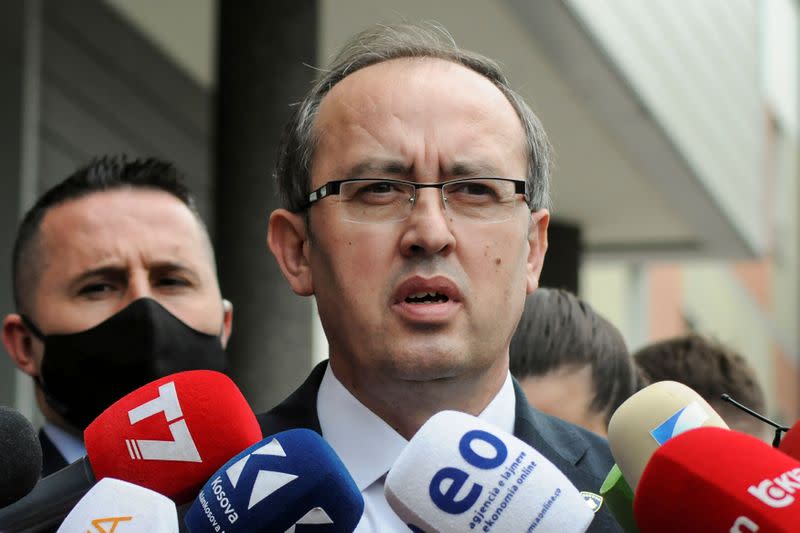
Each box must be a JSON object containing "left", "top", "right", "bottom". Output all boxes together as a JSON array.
[{"left": 262, "top": 23, "right": 620, "bottom": 532}]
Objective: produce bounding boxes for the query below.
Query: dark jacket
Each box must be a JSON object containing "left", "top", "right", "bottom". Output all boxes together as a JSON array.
[
  {"left": 38, "top": 428, "right": 69, "bottom": 478},
  {"left": 257, "top": 361, "right": 622, "bottom": 532}
]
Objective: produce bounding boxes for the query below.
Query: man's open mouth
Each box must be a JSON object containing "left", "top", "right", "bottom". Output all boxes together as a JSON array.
[{"left": 405, "top": 292, "right": 450, "bottom": 304}]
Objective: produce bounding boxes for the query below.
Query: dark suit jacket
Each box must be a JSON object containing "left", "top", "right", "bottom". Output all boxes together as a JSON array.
[
  {"left": 257, "top": 361, "right": 622, "bottom": 532},
  {"left": 38, "top": 428, "right": 69, "bottom": 478}
]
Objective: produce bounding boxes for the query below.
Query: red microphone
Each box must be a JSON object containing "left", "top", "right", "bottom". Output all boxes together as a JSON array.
[
  {"left": 779, "top": 420, "right": 800, "bottom": 461},
  {"left": 634, "top": 426, "right": 800, "bottom": 532},
  {"left": 85, "top": 370, "right": 262, "bottom": 503},
  {"left": 0, "top": 370, "right": 263, "bottom": 531}
]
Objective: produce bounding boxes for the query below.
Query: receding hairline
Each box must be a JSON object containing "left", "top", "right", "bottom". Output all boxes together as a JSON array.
[
  {"left": 311, "top": 56, "right": 528, "bottom": 171},
  {"left": 323, "top": 54, "right": 517, "bottom": 95},
  {"left": 15, "top": 186, "right": 217, "bottom": 317}
]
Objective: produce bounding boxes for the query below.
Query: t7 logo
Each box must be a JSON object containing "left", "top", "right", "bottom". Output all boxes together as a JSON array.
[{"left": 125, "top": 381, "right": 201, "bottom": 462}]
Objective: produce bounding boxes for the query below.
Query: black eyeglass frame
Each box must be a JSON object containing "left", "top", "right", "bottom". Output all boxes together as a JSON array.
[{"left": 303, "top": 177, "right": 530, "bottom": 210}]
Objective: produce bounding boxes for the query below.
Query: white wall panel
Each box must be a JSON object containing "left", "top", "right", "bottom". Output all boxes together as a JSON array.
[{"left": 567, "top": 0, "right": 765, "bottom": 253}]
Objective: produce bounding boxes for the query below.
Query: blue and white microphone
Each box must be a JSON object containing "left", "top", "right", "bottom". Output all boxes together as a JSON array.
[
  {"left": 184, "top": 428, "right": 363, "bottom": 532},
  {"left": 385, "top": 411, "right": 595, "bottom": 532},
  {"left": 607, "top": 380, "right": 729, "bottom": 490}
]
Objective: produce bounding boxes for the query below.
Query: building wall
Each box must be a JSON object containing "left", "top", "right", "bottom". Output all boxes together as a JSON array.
[
  {"left": 38, "top": 1, "right": 212, "bottom": 219},
  {"left": 0, "top": 0, "right": 212, "bottom": 414}
]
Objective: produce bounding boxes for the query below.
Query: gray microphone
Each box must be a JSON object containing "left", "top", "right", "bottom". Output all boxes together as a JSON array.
[{"left": 0, "top": 407, "right": 43, "bottom": 508}]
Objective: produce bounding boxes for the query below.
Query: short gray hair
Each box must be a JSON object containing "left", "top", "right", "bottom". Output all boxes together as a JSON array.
[{"left": 275, "top": 22, "right": 552, "bottom": 212}]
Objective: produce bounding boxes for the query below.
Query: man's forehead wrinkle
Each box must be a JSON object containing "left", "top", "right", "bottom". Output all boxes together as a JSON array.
[
  {"left": 38, "top": 190, "right": 213, "bottom": 278},
  {"left": 449, "top": 161, "right": 503, "bottom": 178},
  {"left": 67, "top": 265, "right": 127, "bottom": 288},
  {"left": 346, "top": 159, "right": 409, "bottom": 179},
  {"left": 315, "top": 57, "right": 526, "bottom": 181},
  {"left": 326, "top": 116, "right": 504, "bottom": 181}
]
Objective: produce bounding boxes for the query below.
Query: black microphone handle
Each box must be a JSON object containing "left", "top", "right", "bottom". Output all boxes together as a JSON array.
[{"left": 0, "top": 456, "right": 95, "bottom": 532}]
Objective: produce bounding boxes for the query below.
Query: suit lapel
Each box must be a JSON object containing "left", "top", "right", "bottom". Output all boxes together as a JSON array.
[
  {"left": 257, "top": 361, "right": 327, "bottom": 436},
  {"left": 38, "top": 428, "right": 69, "bottom": 477},
  {"left": 512, "top": 377, "right": 590, "bottom": 466}
]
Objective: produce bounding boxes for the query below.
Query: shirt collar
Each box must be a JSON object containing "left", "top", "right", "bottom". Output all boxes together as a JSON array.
[
  {"left": 480, "top": 371, "right": 516, "bottom": 436},
  {"left": 317, "top": 364, "right": 516, "bottom": 491}
]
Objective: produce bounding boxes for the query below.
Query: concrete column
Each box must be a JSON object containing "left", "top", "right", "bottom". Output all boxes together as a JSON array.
[{"left": 215, "top": 1, "right": 319, "bottom": 412}]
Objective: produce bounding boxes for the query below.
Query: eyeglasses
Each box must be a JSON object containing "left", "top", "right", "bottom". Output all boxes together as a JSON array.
[{"left": 304, "top": 177, "right": 529, "bottom": 223}]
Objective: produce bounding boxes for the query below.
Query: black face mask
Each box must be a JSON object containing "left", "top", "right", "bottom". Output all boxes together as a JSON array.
[{"left": 22, "top": 298, "right": 227, "bottom": 430}]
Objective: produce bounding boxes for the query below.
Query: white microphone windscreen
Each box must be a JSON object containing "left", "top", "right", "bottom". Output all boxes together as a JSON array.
[
  {"left": 385, "top": 410, "right": 594, "bottom": 532},
  {"left": 56, "top": 477, "right": 178, "bottom": 533}
]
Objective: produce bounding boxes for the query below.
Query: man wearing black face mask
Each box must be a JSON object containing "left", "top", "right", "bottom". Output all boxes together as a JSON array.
[{"left": 1, "top": 156, "right": 233, "bottom": 476}]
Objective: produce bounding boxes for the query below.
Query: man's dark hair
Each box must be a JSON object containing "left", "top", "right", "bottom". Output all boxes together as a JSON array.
[
  {"left": 12, "top": 155, "right": 204, "bottom": 315},
  {"left": 275, "top": 22, "right": 552, "bottom": 214},
  {"left": 633, "top": 334, "right": 766, "bottom": 430},
  {"left": 510, "top": 288, "right": 637, "bottom": 426}
]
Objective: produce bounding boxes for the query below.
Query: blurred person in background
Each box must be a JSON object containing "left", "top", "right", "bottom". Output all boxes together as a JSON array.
[
  {"left": 510, "top": 288, "right": 639, "bottom": 437},
  {"left": 633, "top": 333, "right": 767, "bottom": 439}
]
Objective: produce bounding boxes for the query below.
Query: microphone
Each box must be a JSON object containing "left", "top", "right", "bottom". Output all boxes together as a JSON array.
[
  {"left": 598, "top": 464, "right": 637, "bottom": 533},
  {"left": 779, "top": 419, "right": 800, "bottom": 461},
  {"left": 634, "top": 426, "right": 800, "bottom": 532},
  {"left": 384, "top": 410, "right": 595, "bottom": 532},
  {"left": 85, "top": 370, "right": 262, "bottom": 502},
  {"left": 720, "top": 393, "right": 789, "bottom": 447},
  {"left": 0, "top": 407, "right": 43, "bottom": 508},
  {"left": 607, "top": 380, "right": 728, "bottom": 490},
  {"left": 0, "top": 370, "right": 262, "bottom": 531},
  {"left": 56, "top": 477, "right": 178, "bottom": 532},
  {"left": 184, "top": 428, "right": 363, "bottom": 532}
]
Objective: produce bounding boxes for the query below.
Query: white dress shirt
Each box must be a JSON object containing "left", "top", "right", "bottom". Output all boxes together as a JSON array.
[
  {"left": 317, "top": 366, "right": 516, "bottom": 532},
  {"left": 42, "top": 421, "right": 86, "bottom": 464}
]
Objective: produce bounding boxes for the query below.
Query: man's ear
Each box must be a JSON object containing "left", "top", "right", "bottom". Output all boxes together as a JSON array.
[
  {"left": 2, "top": 314, "right": 41, "bottom": 377},
  {"left": 220, "top": 299, "right": 233, "bottom": 348},
  {"left": 267, "top": 209, "right": 314, "bottom": 296},
  {"left": 526, "top": 209, "right": 550, "bottom": 294}
]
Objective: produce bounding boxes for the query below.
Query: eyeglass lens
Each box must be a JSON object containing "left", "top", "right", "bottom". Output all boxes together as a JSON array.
[{"left": 337, "top": 179, "right": 521, "bottom": 223}]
